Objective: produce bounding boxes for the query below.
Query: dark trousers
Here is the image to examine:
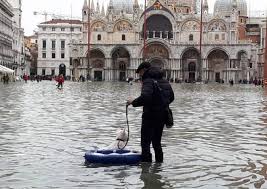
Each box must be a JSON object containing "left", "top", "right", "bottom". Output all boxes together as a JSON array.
[
  {"left": 57, "top": 82, "right": 63, "bottom": 88},
  {"left": 141, "top": 114, "right": 165, "bottom": 162}
]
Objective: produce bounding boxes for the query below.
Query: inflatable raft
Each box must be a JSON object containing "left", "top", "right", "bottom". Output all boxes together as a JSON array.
[{"left": 84, "top": 149, "right": 141, "bottom": 164}]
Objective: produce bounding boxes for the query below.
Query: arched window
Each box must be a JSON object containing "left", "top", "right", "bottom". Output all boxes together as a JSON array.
[
  {"left": 189, "top": 34, "right": 193, "bottom": 41},
  {"left": 215, "top": 34, "right": 219, "bottom": 40},
  {"left": 83, "top": 11, "right": 87, "bottom": 15},
  {"left": 97, "top": 34, "right": 101, "bottom": 41},
  {"left": 122, "top": 34, "right": 126, "bottom": 41}
]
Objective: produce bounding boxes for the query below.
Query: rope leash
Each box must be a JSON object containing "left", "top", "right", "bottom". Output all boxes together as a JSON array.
[{"left": 117, "top": 104, "right": 130, "bottom": 150}]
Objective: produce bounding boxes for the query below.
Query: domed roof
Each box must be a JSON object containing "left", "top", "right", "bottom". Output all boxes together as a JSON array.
[
  {"left": 113, "top": 0, "right": 134, "bottom": 14},
  {"left": 214, "top": 0, "right": 247, "bottom": 17}
]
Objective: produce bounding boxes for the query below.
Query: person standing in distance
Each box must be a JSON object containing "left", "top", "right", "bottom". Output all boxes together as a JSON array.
[{"left": 127, "top": 62, "right": 174, "bottom": 163}]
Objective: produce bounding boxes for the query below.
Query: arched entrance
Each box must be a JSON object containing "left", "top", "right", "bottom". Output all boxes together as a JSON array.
[
  {"left": 144, "top": 43, "right": 170, "bottom": 78},
  {"left": 181, "top": 48, "right": 201, "bottom": 82},
  {"left": 90, "top": 49, "right": 105, "bottom": 81},
  {"left": 237, "top": 51, "right": 249, "bottom": 81},
  {"left": 111, "top": 47, "right": 130, "bottom": 81},
  {"left": 142, "top": 15, "right": 173, "bottom": 39},
  {"left": 207, "top": 49, "right": 229, "bottom": 83},
  {"left": 59, "top": 64, "right": 66, "bottom": 76}
]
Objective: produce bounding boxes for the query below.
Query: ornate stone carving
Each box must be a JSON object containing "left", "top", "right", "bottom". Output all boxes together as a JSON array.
[
  {"left": 208, "top": 21, "right": 226, "bottom": 31},
  {"left": 92, "top": 60, "right": 104, "bottom": 68},
  {"left": 114, "top": 20, "right": 133, "bottom": 32},
  {"left": 92, "top": 22, "right": 106, "bottom": 32},
  {"left": 182, "top": 20, "right": 200, "bottom": 31},
  {"left": 146, "top": 44, "right": 169, "bottom": 59}
]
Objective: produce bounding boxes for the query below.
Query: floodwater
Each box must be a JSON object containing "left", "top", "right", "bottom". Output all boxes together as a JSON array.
[{"left": 1, "top": 81, "right": 267, "bottom": 189}]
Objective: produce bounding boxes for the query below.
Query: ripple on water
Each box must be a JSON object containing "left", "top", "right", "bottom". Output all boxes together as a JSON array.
[{"left": 1, "top": 82, "right": 267, "bottom": 188}]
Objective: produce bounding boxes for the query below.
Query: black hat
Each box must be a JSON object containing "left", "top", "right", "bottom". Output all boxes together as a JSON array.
[{"left": 136, "top": 62, "right": 151, "bottom": 73}]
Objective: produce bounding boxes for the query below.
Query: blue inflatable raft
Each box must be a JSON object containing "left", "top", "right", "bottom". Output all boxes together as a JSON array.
[{"left": 84, "top": 149, "right": 141, "bottom": 164}]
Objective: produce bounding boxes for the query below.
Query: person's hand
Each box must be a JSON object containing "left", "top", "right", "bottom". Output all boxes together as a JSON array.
[{"left": 126, "top": 99, "right": 133, "bottom": 106}]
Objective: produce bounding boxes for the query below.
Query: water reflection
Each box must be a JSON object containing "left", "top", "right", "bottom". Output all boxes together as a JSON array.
[
  {"left": 1, "top": 82, "right": 267, "bottom": 188},
  {"left": 140, "top": 163, "right": 172, "bottom": 189}
]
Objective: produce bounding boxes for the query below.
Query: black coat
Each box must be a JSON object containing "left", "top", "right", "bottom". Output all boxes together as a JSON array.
[{"left": 132, "top": 67, "right": 174, "bottom": 118}]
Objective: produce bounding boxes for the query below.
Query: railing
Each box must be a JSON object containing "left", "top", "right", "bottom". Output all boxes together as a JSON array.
[{"left": 140, "top": 31, "right": 174, "bottom": 40}]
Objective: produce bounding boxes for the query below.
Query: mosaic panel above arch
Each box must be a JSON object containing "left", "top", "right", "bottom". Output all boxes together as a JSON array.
[
  {"left": 145, "top": 44, "right": 169, "bottom": 59},
  {"left": 114, "top": 20, "right": 133, "bottom": 32},
  {"left": 208, "top": 21, "right": 227, "bottom": 32},
  {"left": 92, "top": 60, "right": 104, "bottom": 69},
  {"left": 92, "top": 21, "right": 106, "bottom": 32},
  {"left": 182, "top": 20, "right": 200, "bottom": 31}
]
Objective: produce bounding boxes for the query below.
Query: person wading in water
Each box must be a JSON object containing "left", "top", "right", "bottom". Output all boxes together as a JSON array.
[{"left": 127, "top": 62, "right": 174, "bottom": 163}]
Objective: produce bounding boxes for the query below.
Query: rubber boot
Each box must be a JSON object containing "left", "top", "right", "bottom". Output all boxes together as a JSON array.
[
  {"left": 141, "top": 153, "right": 152, "bottom": 162},
  {"left": 155, "top": 152, "right": 163, "bottom": 163}
]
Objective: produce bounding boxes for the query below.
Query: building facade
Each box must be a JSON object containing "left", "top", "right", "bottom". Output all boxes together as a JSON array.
[
  {"left": 37, "top": 19, "right": 83, "bottom": 77},
  {"left": 69, "top": 0, "right": 266, "bottom": 83},
  {"left": 24, "top": 34, "right": 38, "bottom": 75},
  {"left": 9, "top": 0, "right": 25, "bottom": 76},
  {"left": 0, "top": 0, "right": 14, "bottom": 69}
]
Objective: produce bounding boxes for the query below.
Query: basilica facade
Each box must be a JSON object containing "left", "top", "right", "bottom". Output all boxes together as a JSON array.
[{"left": 70, "top": 0, "right": 258, "bottom": 83}]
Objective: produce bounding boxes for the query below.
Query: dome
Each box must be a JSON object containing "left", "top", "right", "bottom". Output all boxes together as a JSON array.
[
  {"left": 214, "top": 0, "right": 247, "bottom": 17},
  {"left": 113, "top": 0, "right": 134, "bottom": 14}
]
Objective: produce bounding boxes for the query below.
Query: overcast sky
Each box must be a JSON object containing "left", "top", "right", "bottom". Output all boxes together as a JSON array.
[{"left": 21, "top": 0, "right": 267, "bottom": 36}]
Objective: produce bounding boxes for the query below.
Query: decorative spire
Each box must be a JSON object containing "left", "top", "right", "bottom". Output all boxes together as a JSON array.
[
  {"left": 203, "top": 0, "right": 209, "bottom": 12},
  {"left": 232, "top": 0, "right": 237, "bottom": 9},
  {"left": 96, "top": 1, "right": 100, "bottom": 14},
  {"left": 91, "top": 0, "right": 95, "bottom": 11},
  {"left": 134, "top": 0, "right": 139, "bottom": 7},
  {"left": 83, "top": 0, "right": 88, "bottom": 9},
  {"left": 109, "top": 0, "right": 113, "bottom": 7},
  {"left": 101, "top": 4, "right": 105, "bottom": 16}
]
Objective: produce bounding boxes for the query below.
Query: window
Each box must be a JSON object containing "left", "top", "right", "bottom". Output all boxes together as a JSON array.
[
  {"left": 122, "top": 34, "right": 126, "bottom": 41},
  {"left": 42, "top": 69, "right": 46, "bottom": 75},
  {"left": 61, "top": 40, "right": 65, "bottom": 49},
  {"left": 42, "top": 52, "right": 46, "bottom": 58},
  {"left": 43, "top": 27, "right": 46, "bottom": 31},
  {"left": 97, "top": 34, "right": 101, "bottom": 41},
  {"left": 61, "top": 28, "right": 65, "bottom": 31},
  {"left": 52, "top": 53, "right": 56, "bottom": 59},
  {"left": 84, "top": 11, "right": 87, "bottom": 15},
  {"left": 51, "top": 69, "right": 55, "bottom": 76},
  {"left": 35, "top": 40, "right": 37, "bottom": 43},
  {"left": 61, "top": 53, "right": 65, "bottom": 59},
  {"left": 71, "top": 27, "right": 74, "bottom": 32},
  {"left": 189, "top": 34, "right": 193, "bottom": 41},
  {"left": 52, "top": 27, "right": 55, "bottom": 31},
  {"left": 52, "top": 40, "right": 56, "bottom": 50},
  {"left": 222, "top": 34, "right": 225, "bottom": 40},
  {"left": 42, "top": 40, "right": 46, "bottom": 49},
  {"left": 215, "top": 34, "right": 219, "bottom": 40}
]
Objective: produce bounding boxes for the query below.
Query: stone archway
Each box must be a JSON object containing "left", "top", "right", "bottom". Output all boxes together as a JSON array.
[
  {"left": 111, "top": 47, "right": 130, "bottom": 81},
  {"left": 207, "top": 49, "right": 229, "bottom": 83},
  {"left": 142, "top": 14, "right": 173, "bottom": 39},
  {"left": 144, "top": 43, "right": 170, "bottom": 78},
  {"left": 59, "top": 64, "right": 66, "bottom": 76},
  {"left": 90, "top": 49, "right": 105, "bottom": 81},
  {"left": 181, "top": 48, "right": 201, "bottom": 82}
]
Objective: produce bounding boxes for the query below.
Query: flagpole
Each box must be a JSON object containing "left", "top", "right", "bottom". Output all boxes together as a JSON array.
[
  {"left": 264, "top": 12, "right": 267, "bottom": 86},
  {"left": 87, "top": 0, "right": 91, "bottom": 80},
  {"left": 199, "top": 0, "right": 203, "bottom": 82},
  {"left": 143, "top": 0, "right": 147, "bottom": 61}
]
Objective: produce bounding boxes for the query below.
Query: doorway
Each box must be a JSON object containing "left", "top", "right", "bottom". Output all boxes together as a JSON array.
[
  {"left": 94, "top": 71, "right": 102, "bottom": 81},
  {"left": 215, "top": 72, "right": 220, "bottom": 82}
]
